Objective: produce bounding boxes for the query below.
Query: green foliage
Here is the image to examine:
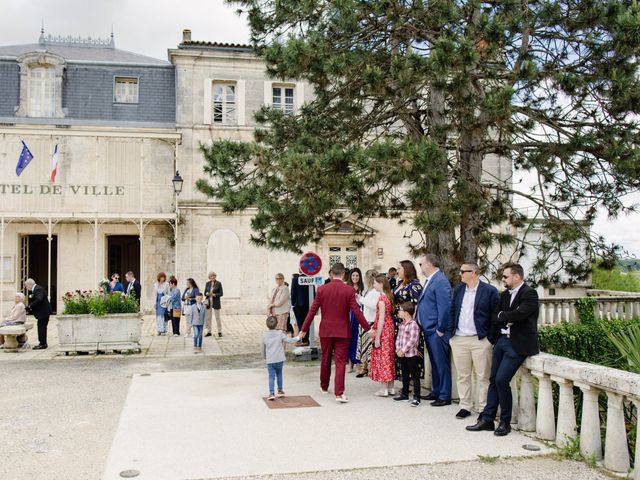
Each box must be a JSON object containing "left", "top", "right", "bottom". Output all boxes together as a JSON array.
[
  {"left": 62, "top": 290, "right": 139, "bottom": 316},
  {"left": 538, "top": 319, "right": 640, "bottom": 372},
  {"left": 198, "top": 0, "right": 640, "bottom": 283},
  {"left": 574, "top": 297, "right": 597, "bottom": 323},
  {"left": 591, "top": 264, "right": 640, "bottom": 292},
  {"left": 477, "top": 454, "right": 500, "bottom": 464},
  {"left": 554, "top": 436, "right": 582, "bottom": 462},
  {"left": 606, "top": 323, "right": 640, "bottom": 373}
]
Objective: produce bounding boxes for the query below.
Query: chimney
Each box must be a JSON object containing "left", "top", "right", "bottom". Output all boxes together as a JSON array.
[{"left": 182, "top": 29, "right": 192, "bottom": 43}]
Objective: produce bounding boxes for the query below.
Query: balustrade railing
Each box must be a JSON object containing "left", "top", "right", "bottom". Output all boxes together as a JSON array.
[
  {"left": 518, "top": 353, "right": 639, "bottom": 477},
  {"left": 538, "top": 296, "right": 640, "bottom": 325}
]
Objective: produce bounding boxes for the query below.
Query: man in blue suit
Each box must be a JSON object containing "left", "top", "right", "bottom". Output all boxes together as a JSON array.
[
  {"left": 416, "top": 254, "right": 452, "bottom": 406},
  {"left": 449, "top": 262, "right": 499, "bottom": 419}
]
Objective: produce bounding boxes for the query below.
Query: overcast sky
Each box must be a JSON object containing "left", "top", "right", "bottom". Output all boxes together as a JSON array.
[{"left": 1, "top": 0, "right": 638, "bottom": 258}]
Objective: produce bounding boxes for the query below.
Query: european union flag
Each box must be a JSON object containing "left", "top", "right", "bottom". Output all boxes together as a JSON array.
[{"left": 16, "top": 140, "right": 34, "bottom": 176}]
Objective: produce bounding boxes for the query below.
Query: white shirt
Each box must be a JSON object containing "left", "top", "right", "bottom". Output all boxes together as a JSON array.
[
  {"left": 501, "top": 282, "right": 524, "bottom": 335},
  {"left": 456, "top": 284, "right": 478, "bottom": 336},
  {"left": 357, "top": 289, "right": 379, "bottom": 324}
]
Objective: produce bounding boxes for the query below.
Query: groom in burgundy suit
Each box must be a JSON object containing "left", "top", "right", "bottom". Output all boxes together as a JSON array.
[{"left": 300, "top": 262, "right": 371, "bottom": 403}]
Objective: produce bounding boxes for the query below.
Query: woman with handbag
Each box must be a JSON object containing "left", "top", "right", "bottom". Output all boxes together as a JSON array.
[
  {"left": 267, "top": 273, "right": 290, "bottom": 331},
  {"left": 204, "top": 272, "right": 224, "bottom": 337},
  {"left": 168, "top": 277, "right": 182, "bottom": 336},
  {"left": 154, "top": 272, "right": 170, "bottom": 336},
  {"left": 181, "top": 278, "right": 200, "bottom": 337}
]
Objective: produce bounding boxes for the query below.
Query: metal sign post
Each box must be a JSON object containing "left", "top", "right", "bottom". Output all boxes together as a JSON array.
[{"left": 295, "top": 253, "right": 323, "bottom": 361}]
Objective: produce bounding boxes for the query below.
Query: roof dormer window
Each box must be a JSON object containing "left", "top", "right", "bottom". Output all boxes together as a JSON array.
[{"left": 15, "top": 51, "right": 66, "bottom": 118}]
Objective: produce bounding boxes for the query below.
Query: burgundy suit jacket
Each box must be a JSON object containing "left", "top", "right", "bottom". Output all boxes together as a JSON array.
[{"left": 301, "top": 279, "right": 371, "bottom": 338}]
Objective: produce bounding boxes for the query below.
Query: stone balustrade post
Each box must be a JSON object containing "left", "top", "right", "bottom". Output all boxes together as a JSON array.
[
  {"left": 551, "top": 376, "right": 577, "bottom": 447},
  {"left": 603, "top": 392, "right": 630, "bottom": 473},
  {"left": 533, "top": 371, "right": 555, "bottom": 441},
  {"left": 575, "top": 383, "right": 602, "bottom": 461},
  {"left": 632, "top": 398, "right": 640, "bottom": 480},
  {"left": 518, "top": 368, "right": 536, "bottom": 432}
]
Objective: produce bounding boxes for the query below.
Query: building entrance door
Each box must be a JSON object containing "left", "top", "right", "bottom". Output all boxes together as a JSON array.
[
  {"left": 328, "top": 246, "right": 359, "bottom": 270},
  {"left": 20, "top": 235, "right": 58, "bottom": 313},
  {"left": 107, "top": 236, "right": 140, "bottom": 282}
]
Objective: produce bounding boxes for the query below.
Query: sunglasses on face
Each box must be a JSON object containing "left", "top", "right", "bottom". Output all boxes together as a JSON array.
[
  {"left": 459, "top": 270, "right": 473, "bottom": 274},
  {"left": 502, "top": 275, "right": 509, "bottom": 279}
]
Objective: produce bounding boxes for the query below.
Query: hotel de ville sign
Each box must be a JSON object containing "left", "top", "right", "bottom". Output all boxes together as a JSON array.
[{"left": 0, "top": 184, "right": 125, "bottom": 196}]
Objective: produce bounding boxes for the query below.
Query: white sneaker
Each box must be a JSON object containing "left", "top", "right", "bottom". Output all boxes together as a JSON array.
[
  {"left": 388, "top": 388, "right": 396, "bottom": 396},
  {"left": 335, "top": 394, "right": 349, "bottom": 403},
  {"left": 375, "top": 389, "right": 389, "bottom": 397},
  {"left": 321, "top": 389, "right": 329, "bottom": 394}
]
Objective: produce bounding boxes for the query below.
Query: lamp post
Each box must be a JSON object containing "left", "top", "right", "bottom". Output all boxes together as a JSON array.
[{"left": 172, "top": 171, "right": 183, "bottom": 279}]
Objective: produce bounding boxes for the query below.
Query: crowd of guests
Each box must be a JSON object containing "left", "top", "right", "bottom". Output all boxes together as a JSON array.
[{"left": 265, "top": 256, "right": 539, "bottom": 437}]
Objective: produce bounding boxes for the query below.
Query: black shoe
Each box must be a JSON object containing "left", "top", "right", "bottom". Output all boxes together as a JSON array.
[
  {"left": 393, "top": 394, "right": 410, "bottom": 402},
  {"left": 355, "top": 371, "right": 368, "bottom": 378},
  {"left": 466, "top": 419, "right": 495, "bottom": 432},
  {"left": 205, "top": 333, "right": 212, "bottom": 337},
  {"left": 494, "top": 422, "right": 511, "bottom": 436},
  {"left": 456, "top": 409, "right": 471, "bottom": 419},
  {"left": 218, "top": 333, "right": 223, "bottom": 337},
  {"left": 430, "top": 399, "right": 451, "bottom": 407},
  {"left": 32, "top": 344, "right": 47, "bottom": 350},
  {"left": 410, "top": 399, "right": 421, "bottom": 407},
  {"left": 420, "top": 393, "right": 437, "bottom": 401}
]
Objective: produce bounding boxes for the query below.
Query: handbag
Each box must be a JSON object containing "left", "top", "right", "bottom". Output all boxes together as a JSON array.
[
  {"left": 172, "top": 308, "right": 182, "bottom": 317},
  {"left": 160, "top": 294, "right": 171, "bottom": 308}
]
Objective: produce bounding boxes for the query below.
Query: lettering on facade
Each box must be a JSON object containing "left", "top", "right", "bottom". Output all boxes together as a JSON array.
[{"left": 0, "top": 184, "right": 126, "bottom": 196}]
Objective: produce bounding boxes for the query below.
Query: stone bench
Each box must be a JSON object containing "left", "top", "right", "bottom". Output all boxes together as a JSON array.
[{"left": 0, "top": 323, "right": 34, "bottom": 352}]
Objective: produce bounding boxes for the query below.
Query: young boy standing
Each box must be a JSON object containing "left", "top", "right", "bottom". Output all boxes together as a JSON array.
[
  {"left": 192, "top": 293, "right": 206, "bottom": 353},
  {"left": 261, "top": 315, "right": 299, "bottom": 400},
  {"left": 394, "top": 302, "right": 422, "bottom": 406}
]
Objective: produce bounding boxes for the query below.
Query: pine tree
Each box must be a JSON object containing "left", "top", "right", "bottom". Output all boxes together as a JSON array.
[{"left": 197, "top": 0, "right": 640, "bottom": 284}]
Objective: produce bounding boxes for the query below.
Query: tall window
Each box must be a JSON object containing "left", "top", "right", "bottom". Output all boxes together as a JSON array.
[
  {"left": 114, "top": 77, "right": 139, "bottom": 103},
  {"left": 212, "top": 83, "right": 236, "bottom": 124},
  {"left": 272, "top": 85, "right": 295, "bottom": 114},
  {"left": 28, "top": 66, "right": 55, "bottom": 117}
]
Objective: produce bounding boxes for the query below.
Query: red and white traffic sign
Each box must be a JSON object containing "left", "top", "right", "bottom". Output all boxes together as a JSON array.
[{"left": 299, "top": 252, "right": 322, "bottom": 276}]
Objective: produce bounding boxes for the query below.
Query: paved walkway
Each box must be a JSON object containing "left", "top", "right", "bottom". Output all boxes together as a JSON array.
[
  {"left": 0, "top": 314, "right": 300, "bottom": 361},
  {"left": 103, "top": 367, "right": 551, "bottom": 480}
]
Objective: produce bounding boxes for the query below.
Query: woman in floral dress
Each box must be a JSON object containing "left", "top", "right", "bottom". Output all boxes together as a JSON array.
[
  {"left": 393, "top": 260, "right": 425, "bottom": 381},
  {"left": 346, "top": 268, "right": 364, "bottom": 372},
  {"left": 369, "top": 274, "right": 396, "bottom": 396}
]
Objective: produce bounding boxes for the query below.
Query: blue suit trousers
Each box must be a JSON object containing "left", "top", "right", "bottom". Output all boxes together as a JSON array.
[{"left": 424, "top": 331, "right": 451, "bottom": 401}]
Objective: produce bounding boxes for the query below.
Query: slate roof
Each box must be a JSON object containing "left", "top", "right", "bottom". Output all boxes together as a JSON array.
[{"left": 0, "top": 43, "right": 170, "bottom": 66}]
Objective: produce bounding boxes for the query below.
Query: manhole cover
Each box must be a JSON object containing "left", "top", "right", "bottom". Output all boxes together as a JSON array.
[
  {"left": 522, "top": 444, "right": 541, "bottom": 451},
  {"left": 119, "top": 470, "right": 140, "bottom": 478}
]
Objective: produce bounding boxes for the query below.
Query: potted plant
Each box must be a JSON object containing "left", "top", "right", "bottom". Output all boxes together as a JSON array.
[{"left": 56, "top": 289, "right": 142, "bottom": 354}]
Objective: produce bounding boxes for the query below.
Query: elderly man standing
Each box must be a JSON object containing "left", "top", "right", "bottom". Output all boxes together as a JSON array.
[
  {"left": 300, "top": 262, "right": 371, "bottom": 403},
  {"left": 449, "top": 262, "right": 499, "bottom": 419},
  {"left": 24, "top": 278, "right": 52, "bottom": 350},
  {"left": 466, "top": 262, "right": 539, "bottom": 436},
  {"left": 417, "top": 254, "right": 452, "bottom": 406}
]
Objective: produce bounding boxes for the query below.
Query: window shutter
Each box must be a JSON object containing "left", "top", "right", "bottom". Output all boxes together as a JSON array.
[
  {"left": 203, "top": 78, "right": 212, "bottom": 125},
  {"left": 263, "top": 81, "right": 272, "bottom": 107},
  {"left": 237, "top": 80, "right": 246, "bottom": 126},
  {"left": 295, "top": 82, "right": 305, "bottom": 112}
]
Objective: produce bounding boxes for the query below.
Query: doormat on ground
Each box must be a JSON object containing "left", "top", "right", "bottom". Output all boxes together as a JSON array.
[{"left": 262, "top": 395, "right": 321, "bottom": 409}]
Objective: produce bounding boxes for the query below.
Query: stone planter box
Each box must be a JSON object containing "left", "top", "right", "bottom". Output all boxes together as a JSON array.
[{"left": 56, "top": 313, "right": 143, "bottom": 354}]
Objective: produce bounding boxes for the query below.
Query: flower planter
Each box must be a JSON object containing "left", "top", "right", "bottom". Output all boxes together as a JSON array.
[{"left": 56, "top": 313, "right": 143, "bottom": 354}]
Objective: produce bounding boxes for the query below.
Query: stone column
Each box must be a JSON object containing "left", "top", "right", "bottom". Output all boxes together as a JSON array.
[
  {"left": 518, "top": 368, "right": 536, "bottom": 432},
  {"left": 551, "top": 376, "right": 577, "bottom": 447},
  {"left": 575, "top": 383, "right": 602, "bottom": 462},
  {"left": 603, "top": 392, "right": 630, "bottom": 473},
  {"left": 510, "top": 374, "right": 519, "bottom": 425},
  {"left": 533, "top": 372, "right": 555, "bottom": 441},
  {"left": 632, "top": 398, "right": 640, "bottom": 480}
]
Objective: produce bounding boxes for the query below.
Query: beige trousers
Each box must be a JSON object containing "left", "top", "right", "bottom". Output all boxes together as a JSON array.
[
  {"left": 450, "top": 335, "right": 492, "bottom": 412},
  {"left": 205, "top": 308, "right": 222, "bottom": 334}
]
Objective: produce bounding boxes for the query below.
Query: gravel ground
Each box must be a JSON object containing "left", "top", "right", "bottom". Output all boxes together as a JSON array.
[{"left": 0, "top": 356, "right": 611, "bottom": 480}]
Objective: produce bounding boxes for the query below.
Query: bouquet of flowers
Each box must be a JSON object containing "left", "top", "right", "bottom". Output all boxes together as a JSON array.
[{"left": 98, "top": 278, "right": 110, "bottom": 292}]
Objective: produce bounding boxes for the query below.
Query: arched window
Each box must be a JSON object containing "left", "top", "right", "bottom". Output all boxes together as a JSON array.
[
  {"left": 28, "top": 66, "right": 56, "bottom": 117},
  {"left": 207, "top": 229, "right": 241, "bottom": 298}
]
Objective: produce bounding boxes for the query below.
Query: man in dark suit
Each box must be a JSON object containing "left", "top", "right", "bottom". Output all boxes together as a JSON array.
[
  {"left": 467, "top": 262, "right": 539, "bottom": 436},
  {"left": 387, "top": 267, "right": 398, "bottom": 291},
  {"left": 290, "top": 273, "right": 312, "bottom": 346},
  {"left": 449, "top": 262, "right": 499, "bottom": 419},
  {"left": 300, "top": 262, "right": 371, "bottom": 403},
  {"left": 125, "top": 271, "right": 142, "bottom": 304},
  {"left": 416, "top": 254, "right": 452, "bottom": 406},
  {"left": 25, "top": 278, "right": 52, "bottom": 349}
]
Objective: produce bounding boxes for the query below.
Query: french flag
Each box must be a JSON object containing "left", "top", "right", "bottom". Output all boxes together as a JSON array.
[{"left": 50, "top": 144, "right": 59, "bottom": 183}]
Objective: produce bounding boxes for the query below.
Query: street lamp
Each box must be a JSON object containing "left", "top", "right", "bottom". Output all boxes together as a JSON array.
[{"left": 172, "top": 171, "right": 183, "bottom": 278}]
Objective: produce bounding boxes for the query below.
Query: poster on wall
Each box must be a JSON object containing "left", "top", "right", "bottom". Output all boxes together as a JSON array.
[{"left": 1, "top": 256, "right": 13, "bottom": 282}]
